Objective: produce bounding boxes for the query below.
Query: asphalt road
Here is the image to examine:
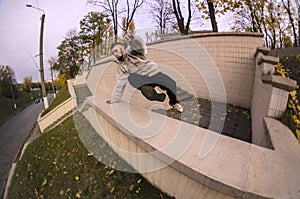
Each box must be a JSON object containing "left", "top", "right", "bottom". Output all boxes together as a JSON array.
[{"left": 0, "top": 100, "right": 44, "bottom": 198}]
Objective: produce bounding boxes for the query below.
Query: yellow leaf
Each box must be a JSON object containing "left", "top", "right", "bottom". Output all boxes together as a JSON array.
[
  {"left": 106, "top": 182, "right": 111, "bottom": 188},
  {"left": 75, "top": 176, "right": 80, "bottom": 181},
  {"left": 242, "top": 111, "right": 248, "bottom": 116},
  {"left": 108, "top": 169, "right": 115, "bottom": 175},
  {"left": 110, "top": 187, "right": 115, "bottom": 193},
  {"left": 76, "top": 190, "right": 82, "bottom": 198},
  {"left": 129, "top": 185, "right": 134, "bottom": 191},
  {"left": 41, "top": 178, "right": 47, "bottom": 186},
  {"left": 137, "top": 178, "right": 142, "bottom": 184},
  {"left": 76, "top": 192, "right": 81, "bottom": 198}
]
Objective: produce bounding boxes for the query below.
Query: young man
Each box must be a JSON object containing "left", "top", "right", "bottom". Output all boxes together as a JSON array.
[{"left": 106, "top": 33, "right": 183, "bottom": 113}]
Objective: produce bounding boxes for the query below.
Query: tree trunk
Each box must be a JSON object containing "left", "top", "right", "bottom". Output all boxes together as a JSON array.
[
  {"left": 207, "top": 0, "right": 218, "bottom": 32},
  {"left": 172, "top": 0, "right": 191, "bottom": 35},
  {"left": 298, "top": 4, "right": 300, "bottom": 46},
  {"left": 282, "top": 0, "right": 298, "bottom": 47}
]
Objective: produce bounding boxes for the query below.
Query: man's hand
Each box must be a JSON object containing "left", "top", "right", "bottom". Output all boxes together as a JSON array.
[
  {"left": 124, "top": 33, "right": 133, "bottom": 43},
  {"left": 106, "top": 100, "right": 113, "bottom": 104}
]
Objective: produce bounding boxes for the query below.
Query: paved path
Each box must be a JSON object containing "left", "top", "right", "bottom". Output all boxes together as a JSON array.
[{"left": 0, "top": 101, "right": 44, "bottom": 198}]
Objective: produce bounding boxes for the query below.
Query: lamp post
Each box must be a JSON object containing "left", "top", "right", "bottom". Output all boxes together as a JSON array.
[{"left": 26, "top": 4, "right": 49, "bottom": 109}]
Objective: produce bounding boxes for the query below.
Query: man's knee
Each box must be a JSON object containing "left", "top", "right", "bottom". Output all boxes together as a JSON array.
[
  {"left": 140, "top": 85, "right": 165, "bottom": 102},
  {"left": 140, "top": 85, "right": 155, "bottom": 100}
]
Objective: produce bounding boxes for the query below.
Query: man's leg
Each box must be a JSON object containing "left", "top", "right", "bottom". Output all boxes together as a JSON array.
[
  {"left": 150, "top": 73, "right": 178, "bottom": 105},
  {"left": 128, "top": 73, "right": 166, "bottom": 102},
  {"left": 150, "top": 72, "right": 183, "bottom": 112},
  {"left": 140, "top": 85, "right": 166, "bottom": 102}
]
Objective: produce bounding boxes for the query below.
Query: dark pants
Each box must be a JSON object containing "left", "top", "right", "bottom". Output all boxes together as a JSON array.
[{"left": 128, "top": 72, "right": 178, "bottom": 105}]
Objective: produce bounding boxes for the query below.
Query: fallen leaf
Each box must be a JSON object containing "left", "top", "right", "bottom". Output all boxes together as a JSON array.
[
  {"left": 110, "top": 187, "right": 115, "bottom": 193},
  {"left": 41, "top": 178, "right": 47, "bottom": 186},
  {"left": 108, "top": 169, "right": 114, "bottom": 175},
  {"left": 129, "top": 184, "right": 134, "bottom": 191}
]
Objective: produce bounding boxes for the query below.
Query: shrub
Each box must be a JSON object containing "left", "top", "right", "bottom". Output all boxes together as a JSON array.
[{"left": 275, "top": 63, "right": 300, "bottom": 143}]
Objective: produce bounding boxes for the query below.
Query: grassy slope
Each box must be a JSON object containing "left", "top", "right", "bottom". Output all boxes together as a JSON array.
[
  {"left": 41, "top": 84, "right": 71, "bottom": 117},
  {"left": 0, "top": 91, "right": 41, "bottom": 126},
  {"left": 8, "top": 113, "right": 173, "bottom": 199}
]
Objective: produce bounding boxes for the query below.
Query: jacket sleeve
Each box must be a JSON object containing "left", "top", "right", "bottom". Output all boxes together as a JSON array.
[
  {"left": 127, "top": 35, "right": 146, "bottom": 58},
  {"left": 111, "top": 69, "right": 129, "bottom": 103}
]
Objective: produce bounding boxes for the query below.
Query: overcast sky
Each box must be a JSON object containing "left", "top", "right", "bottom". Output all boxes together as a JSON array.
[
  {"left": 0, "top": 0, "right": 228, "bottom": 83},
  {"left": 0, "top": 0, "right": 95, "bottom": 82}
]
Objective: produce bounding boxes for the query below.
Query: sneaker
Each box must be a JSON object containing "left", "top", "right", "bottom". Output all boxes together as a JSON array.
[
  {"left": 172, "top": 103, "right": 183, "bottom": 113},
  {"left": 154, "top": 86, "right": 164, "bottom": 94}
]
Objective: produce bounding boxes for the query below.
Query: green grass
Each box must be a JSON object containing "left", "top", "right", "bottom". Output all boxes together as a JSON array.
[
  {"left": 8, "top": 112, "right": 174, "bottom": 199},
  {"left": 0, "top": 91, "right": 41, "bottom": 126},
  {"left": 41, "top": 84, "right": 71, "bottom": 117}
]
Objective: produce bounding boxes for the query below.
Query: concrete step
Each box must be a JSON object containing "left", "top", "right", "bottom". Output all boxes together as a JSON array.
[
  {"left": 176, "top": 87, "right": 194, "bottom": 102},
  {"left": 73, "top": 84, "right": 92, "bottom": 106}
]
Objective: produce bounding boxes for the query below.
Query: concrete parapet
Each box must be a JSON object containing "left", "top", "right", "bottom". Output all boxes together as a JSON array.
[
  {"left": 254, "top": 46, "right": 271, "bottom": 57},
  {"left": 67, "top": 79, "right": 77, "bottom": 108},
  {"left": 262, "top": 74, "right": 297, "bottom": 91},
  {"left": 74, "top": 71, "right": 88, "bottom": 85},
  {"left": 251, "top": 46, "right": 297, "bottom": 147},
  {"left": 79, "top": 94, "right": 300, "bottom": 199},
  {"left": 37, "top": 97, "right": 72, "bottom": 132},
  {"left": 79, "top": 32, "right": 300, "bottom": 199}
]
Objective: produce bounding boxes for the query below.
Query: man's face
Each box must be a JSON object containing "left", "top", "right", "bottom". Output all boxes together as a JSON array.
[{"left": 111, "top": 44, "right": 126, "bottom": 61}]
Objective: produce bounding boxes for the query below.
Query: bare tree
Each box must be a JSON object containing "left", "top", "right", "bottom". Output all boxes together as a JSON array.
[
  {"left": 206, "top": 0, "right": 218, "bottom": 32},
  {"left": 87, "top": 0, "right": 144, "bottom": 42},
  {"left": 298, "top": 2, "right": 300, "bottom": 46},
  {"left": 172, "top": 0, "right": 192, "bottom": 35},
  {"left": 148, "top": 0, "right": 175, "bottom": 34},
  {"left": 87, "top": 0, "right": 119, "bottom": 42},
  {"left": 48, "top": 57, "right": 57, "bottom": 94},
  {"left": 122, "top": 0, "right": 144, "bottom": 32},
  {"left": 281, "top": 0, "right": 298, "bottom": 47},
  {"left": 195, "top": 0, "right": 243, "bottom": 32}
]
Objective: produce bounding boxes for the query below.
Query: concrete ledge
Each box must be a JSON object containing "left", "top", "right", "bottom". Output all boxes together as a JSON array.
[
  {"left": 37, "top": 97, "right": 73, "bottom": 132},
  {"left": 79, "top": 94, "right": 300, "bottom": 199},
  {"left": 261, "top": 75, "right": 297, "bottom": 91},
  {"left": 3, "top": 163, "right": 16, "bottom": 199},
  {"left": 257, "top": 55, "right": 279, "bottom": 65},
  {"left": 264, "top": 117, "right": 300, "bottom": 152},
  {"left": 148, "top": 31, "right": 263, "bottom": 46},
  {"left": 254, "top": 46, "right": 271, "bottom": 57}
]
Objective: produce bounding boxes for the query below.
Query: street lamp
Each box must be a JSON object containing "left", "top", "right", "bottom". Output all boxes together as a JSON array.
[{"left": 26, "top": 4, "right": 49, "bottom": 109}]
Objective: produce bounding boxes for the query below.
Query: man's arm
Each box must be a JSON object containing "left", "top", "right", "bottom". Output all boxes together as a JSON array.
[
  {"left": 106, "top": 72, "right": 129, "bottom": 104},
  {"left": 124, "top": 33, "right": 146, "bottom": 57}
]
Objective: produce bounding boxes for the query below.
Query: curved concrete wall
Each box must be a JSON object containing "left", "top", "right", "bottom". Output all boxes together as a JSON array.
[
  {"left": 81, "top": 32, "right": 300, "bottom": 199},
  {"left": 87, "top": 32, "right": 263, "bottom": 109},
  {"left": 147, "top": 32, "right": 263, "bottom": 108},
  {"left": 79, "top": 95, "right": 300, "bottom": 199}
]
